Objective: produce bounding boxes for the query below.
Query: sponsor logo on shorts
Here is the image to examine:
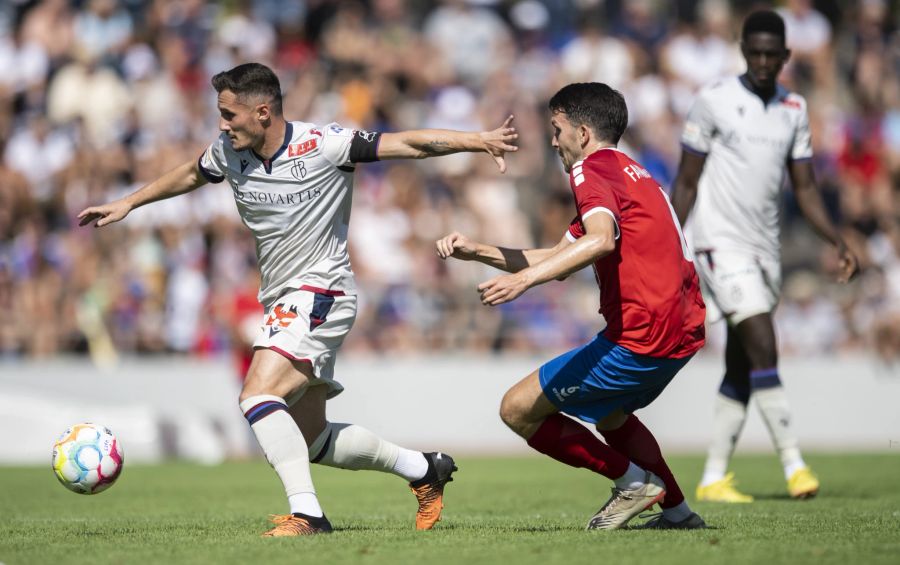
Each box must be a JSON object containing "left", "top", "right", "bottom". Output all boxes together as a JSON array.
[
  {"left": 266, "top": 303, "right": 299, "bottom": 338},
  {"left": 552, "top": 385, "right": 580, "bottom": 403}
]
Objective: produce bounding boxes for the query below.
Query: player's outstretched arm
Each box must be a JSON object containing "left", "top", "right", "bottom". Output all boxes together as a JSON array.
[
  {"left": 435, "top": 231, "right": 566, "bottom": 273},
  {"left": 671, "top": 150, "right": 707, "bottom": 227},
  {"left": 788, "top": 159, "right": 859, "bottom": 283},
  {"left": 377, "top": 115, "right": 518, "bottom": 172},
  {"left": 475, "top": 213, "right": 616, "bottom": 306},
  {"left": 77, "top": 160, "right": 207, "bottom": 227}
]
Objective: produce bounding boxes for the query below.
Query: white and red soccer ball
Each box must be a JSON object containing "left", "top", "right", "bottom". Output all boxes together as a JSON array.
[{"left": 51, "top": 423, "right": 124, "bottom": 494}]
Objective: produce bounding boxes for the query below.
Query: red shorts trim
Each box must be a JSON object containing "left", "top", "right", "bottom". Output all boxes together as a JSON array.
[
  {"left": 255, "top": 345, "right": 312, "bottom": 364},
  {"left": 298, "top": 285, "right": 346, "bottom": 296}
]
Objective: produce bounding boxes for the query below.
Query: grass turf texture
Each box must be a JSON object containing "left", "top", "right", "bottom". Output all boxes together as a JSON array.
[{"left": 1, "top": 454, "right": 898, "bottom": 565}]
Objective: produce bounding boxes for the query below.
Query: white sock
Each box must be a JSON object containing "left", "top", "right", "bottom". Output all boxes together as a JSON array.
[
  {"left": 288, "top": 493, "right": 323, "bottom": 517},
  {"left": 753, "top": 386, "right": 806, "bottom": 480},
  {"left": 393, "top": 448, "right": 429, "bottom": 482},
  {"left": 240, "top": 395, "right": 323, "bottom": 518},
  {"left": 783, "top": 460, "right": 807, "bottom": 479},
  {"left": 613, "top": 462, "right": 646, "bottom": 490},
  {"left": 700, "top": 394, "right": 748, "bottom": 486},
  {"left": 308, "top": 422, "right": 428, "bottom": 482},
  {"left": 662, "top": 501, "right": 692, "bottom": 522}
]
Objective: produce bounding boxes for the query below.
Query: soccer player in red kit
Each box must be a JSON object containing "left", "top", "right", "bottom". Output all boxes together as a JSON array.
[{"left": 437, "top": 83, "right": 707, "bottom": 530}]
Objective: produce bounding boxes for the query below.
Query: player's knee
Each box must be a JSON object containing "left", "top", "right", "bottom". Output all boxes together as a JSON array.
[
  {"left": 595, "top": 410, "right": 628, "bottom": 432},
  {"left": 746, "top": 350, "right": 777, "bottom": 370},
  {"left": 238, "top": 386, "right": 259, "bottom": 405},
  {"left": 499, "top": 389, "right": 526, "bottom": 430},
  {"left": 239, "top": 370, "right": 302, "bottom": 404},
  {"left": 239, "top": 377, "right": 271, "bottom": 403}
]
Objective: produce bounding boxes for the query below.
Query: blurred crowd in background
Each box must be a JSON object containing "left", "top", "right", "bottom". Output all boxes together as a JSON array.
[{"left": 1, "top": 0, "right": 900, "bottom": 369}]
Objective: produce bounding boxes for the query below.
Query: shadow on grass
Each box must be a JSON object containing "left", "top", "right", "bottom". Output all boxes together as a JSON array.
[
  {"left": 750, "top": 493, "right": 799, "bottom": 501},
  {"left": 335, "top": 523, "right": 573, "bottom": 533},
  {"left": 621, "top": 526, "right": 722, "bottom": 532},
  {"left": 335, "top": 522, "right": 725, "bottom": 534}
]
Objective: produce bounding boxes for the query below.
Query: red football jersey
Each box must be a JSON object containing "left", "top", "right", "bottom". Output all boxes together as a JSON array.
[{"left": 567, "top": 148, "right": 706, "bottom": 358}]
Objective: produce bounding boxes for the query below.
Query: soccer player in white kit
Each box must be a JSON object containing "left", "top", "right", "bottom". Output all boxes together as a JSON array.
[
  {"left": 77, "top": 63, "right": 518, "bottom": 536},
  {"left": 671, "top": 11, "right": 858, "bottom": 503}
]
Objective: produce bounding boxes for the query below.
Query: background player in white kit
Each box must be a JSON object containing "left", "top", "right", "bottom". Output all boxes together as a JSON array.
[
  {"left": 77, "top": 63, "right": 518, "bottom": 536},
  {"left": 672, "top": 11, "right": 858, "bottom": 503}
]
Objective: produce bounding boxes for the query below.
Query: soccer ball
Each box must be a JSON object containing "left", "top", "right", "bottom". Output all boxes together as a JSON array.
[{"left": 51, "top": 423, "right": 124, "bottom": 494}]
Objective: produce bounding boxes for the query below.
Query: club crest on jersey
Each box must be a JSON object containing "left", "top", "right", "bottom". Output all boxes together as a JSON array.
[
  {"left": 288, "top": 139, "right": 317, "bottom": 158},
  {"left": 290, "top": 161, "right": 307, "bottom": 181},
  {"left": 266, "top": 303, "right": 299, "bottom": 338}
]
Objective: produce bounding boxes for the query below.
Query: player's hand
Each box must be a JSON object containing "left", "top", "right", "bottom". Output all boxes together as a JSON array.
[
  {"left": 477, "top": 272, "right": 531, "bottom": 306},
  {"left": 436, "top": 232, "right": 479, "bottom": 261},
  {"left": 479, "top": 115, "right": 518, "bottom": 174},
  {"left": 836, "top": 242, "right": 859, "bottom": 283},
  {"left": 77, "top": 199, "right": 132, "bottom": 228}
]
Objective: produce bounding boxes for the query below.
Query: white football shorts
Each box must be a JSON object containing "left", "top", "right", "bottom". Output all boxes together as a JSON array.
[
  {"left": 693, "top": 250, "right": 781, "bottom": 325},
  {"left": 253, "top": 286, "right": 357, "bottom": 401}
]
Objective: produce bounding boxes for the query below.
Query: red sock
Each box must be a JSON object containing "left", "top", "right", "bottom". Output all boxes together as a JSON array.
[
  {"left": 600, "top": 414, "right": 684, "bottom": 508},
  {"left": 526, "top": 413, "right": 629, "bottom": 480}
]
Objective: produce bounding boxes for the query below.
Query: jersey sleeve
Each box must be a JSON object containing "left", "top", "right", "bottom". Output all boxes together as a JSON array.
[
  {"left": 566, "top": 215, "right": 584, "bottom": 242},
  {"left": 681, "top": 90, "right": 716, "bottom": 156},
  {"left": 790, "top": 100, "right": 814, "bottom": 162},
  {"left": 320, "top": 123, "right": 382, "bottom": 166},
  {"left": 198, "top": 135, "right": 227, "bottom": 184},
  {"left": 571, "top": 161, "right": 622, "bottom": 240}
]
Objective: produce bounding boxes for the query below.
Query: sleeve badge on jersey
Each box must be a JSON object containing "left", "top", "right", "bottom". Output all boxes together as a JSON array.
[{"left": 682, "top": 121, "right": 701, "bottom": 140}]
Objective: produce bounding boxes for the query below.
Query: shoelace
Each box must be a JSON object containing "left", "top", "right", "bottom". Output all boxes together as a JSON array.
[
  {"left": 591, "top": 488, "right": 634, "bottom": 525},
  {"left": 638, "top": 511, "right": 663, "bottom": 526}
]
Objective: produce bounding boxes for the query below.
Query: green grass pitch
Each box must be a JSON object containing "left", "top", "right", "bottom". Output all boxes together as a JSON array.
[{"left": 2, "top": 454, "right": 898, "bottom": 565}]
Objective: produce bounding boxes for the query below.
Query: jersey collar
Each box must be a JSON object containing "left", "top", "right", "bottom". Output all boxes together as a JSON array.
[
  {"left": 251, "top": 122, "right": 293, "bottom": 174},
  {"left": 738, "top": 74, "right": 784, "bottom": 107}
]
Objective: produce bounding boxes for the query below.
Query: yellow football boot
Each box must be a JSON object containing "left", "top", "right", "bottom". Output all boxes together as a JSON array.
[
  {"left": 696, "top": 472, "right": 754, "bottom": 503},
  {"left": 787, "top": 467, "right": 820, "bottom": 499}
]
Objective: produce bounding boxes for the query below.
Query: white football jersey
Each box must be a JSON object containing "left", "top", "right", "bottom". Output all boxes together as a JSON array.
[
  {"left": 681, "top": 76, "right": 813, "bottom": 261},
  {"left": 200, "top": 122, "right": 371, "bottom": 306}
]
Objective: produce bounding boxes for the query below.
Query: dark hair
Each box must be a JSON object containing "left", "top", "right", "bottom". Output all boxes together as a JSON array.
[
  {"left": 211, "top": 63, "right": 283, "bottom": 115},
  {"left": 548, "top": 83, "right": 628, "bottom": 145},
  {"left": 742, "top": 10, "right": 786, "bottom": 44}
]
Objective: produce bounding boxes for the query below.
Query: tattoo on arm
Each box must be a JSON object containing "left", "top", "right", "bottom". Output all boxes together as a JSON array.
[{"left": 423, "top": 140, "right": 452, "bottom": 155}]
